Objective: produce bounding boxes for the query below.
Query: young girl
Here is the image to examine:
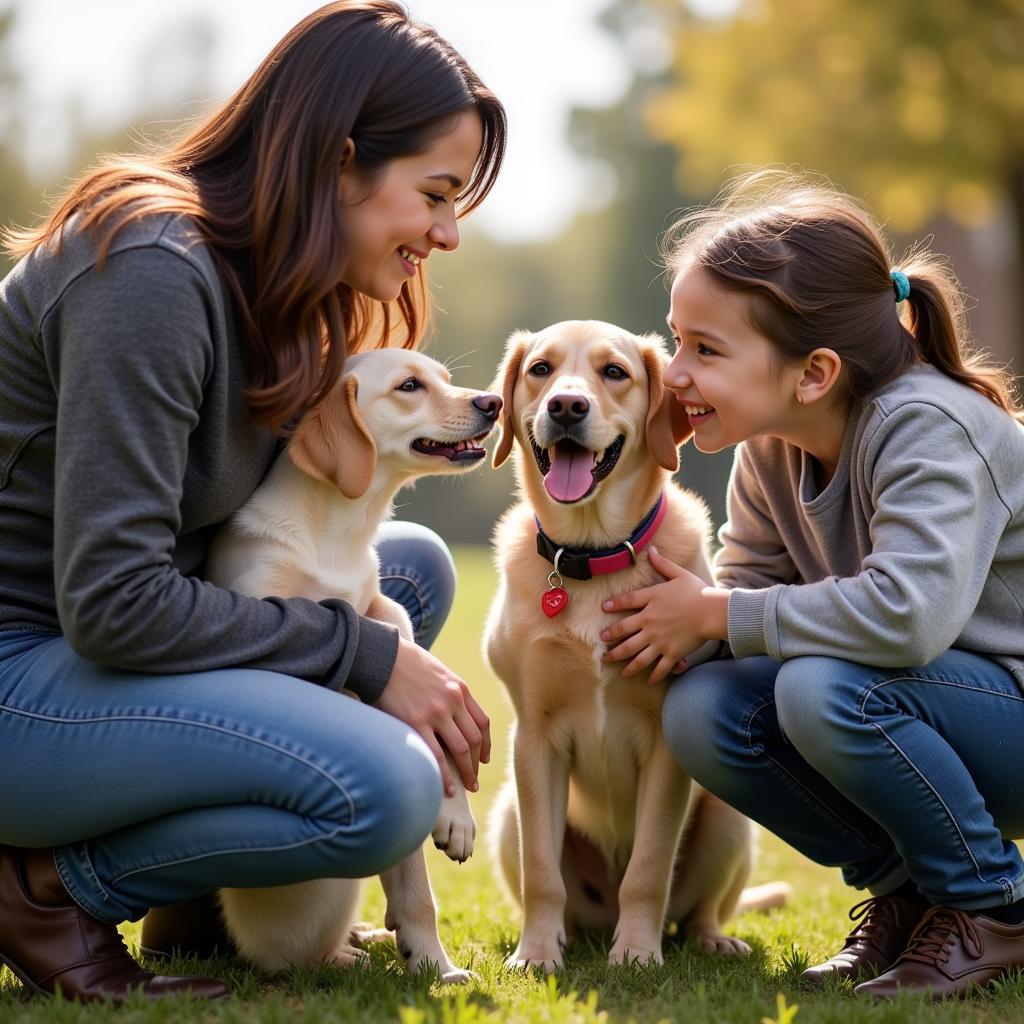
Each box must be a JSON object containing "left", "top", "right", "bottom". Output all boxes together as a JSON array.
[
  {"left": 601, "top": 171, "right": 1024, "bottom": 999},
  {"left": 0, "top": 1, "right": 504, "bottom": 1003}
]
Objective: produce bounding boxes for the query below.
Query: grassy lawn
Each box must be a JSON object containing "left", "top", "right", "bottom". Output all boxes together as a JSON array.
[{"left": 4, "top": 544, "right": 1023, "bottom": 1021}]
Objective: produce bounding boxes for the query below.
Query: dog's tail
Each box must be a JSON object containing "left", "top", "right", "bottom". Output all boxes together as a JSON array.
[{"left": 736, "top": 880, "right": 793, "bottom": 914}]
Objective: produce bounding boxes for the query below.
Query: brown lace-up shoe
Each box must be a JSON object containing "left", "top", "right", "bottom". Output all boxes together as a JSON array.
[
  {"left": 141, "top": 893, "right": 237, "bottom": 960},
  {"left": 855, "top": 905, "right": 1024, "bottom": 999},
  {"left": 800, "top": 893, "right": 927, "bottom": 986},
  {"left": 0, "top": 845, "right": 229, "bottom": 1003}
]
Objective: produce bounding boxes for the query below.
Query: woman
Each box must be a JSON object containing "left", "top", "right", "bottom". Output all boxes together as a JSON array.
[{"left": 0, "top": 0, "right": 505, "bottom": 1002}]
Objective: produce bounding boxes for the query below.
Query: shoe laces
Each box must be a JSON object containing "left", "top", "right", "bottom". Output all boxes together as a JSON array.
[
  {"left": 843, "top": 895, "right": 901, "bottom": 953},
  {"left": 899, "top": 905, "right": 983, "bottom": 966}
]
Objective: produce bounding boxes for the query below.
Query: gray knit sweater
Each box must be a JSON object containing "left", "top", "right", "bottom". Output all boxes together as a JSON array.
[
  {"left": 0, "top": 212, "right": 398, "bottom": 702},
  {"left": 719, "top": 362, "right": 1024, "bottom": 689}
]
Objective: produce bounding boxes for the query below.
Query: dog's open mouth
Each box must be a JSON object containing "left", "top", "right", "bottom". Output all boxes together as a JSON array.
[
  {"left": 530, "top": 433, "right": 625, "bottom": 503},
  {"left": 411, "top": 431, "right": 490, "bottom": 464}
]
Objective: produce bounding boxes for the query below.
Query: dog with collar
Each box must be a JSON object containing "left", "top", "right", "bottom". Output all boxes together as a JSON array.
[{"left": 484, "top": 321, "right": 788, "bottom": 971}]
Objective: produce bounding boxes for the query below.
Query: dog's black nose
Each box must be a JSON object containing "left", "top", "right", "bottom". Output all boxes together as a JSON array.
[
  {"left": 472, "top": 393, "right": 503, "bottom": 421},
  {"left": 547, "top": 392, "right": 589, "bottom": 427}
]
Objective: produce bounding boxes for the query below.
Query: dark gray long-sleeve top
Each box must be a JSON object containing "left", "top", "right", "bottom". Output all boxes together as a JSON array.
[{"left": 0, "top": 211, "right": 398, "bottom": 702}]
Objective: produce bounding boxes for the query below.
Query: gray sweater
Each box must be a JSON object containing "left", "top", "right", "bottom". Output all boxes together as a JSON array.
[
  {"left": 719, "top": 363, "right": 1024, "bottom": 689},
  {"left": 0, "top": 212, "right": 398, "bottom": 702}
]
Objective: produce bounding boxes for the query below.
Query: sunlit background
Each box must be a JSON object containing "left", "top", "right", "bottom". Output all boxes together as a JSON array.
[{"left": 3, "top": 0, "right": 1021, "bottom": 540}]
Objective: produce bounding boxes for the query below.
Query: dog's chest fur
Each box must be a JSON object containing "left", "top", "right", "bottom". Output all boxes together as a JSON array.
[{"left": 489, "top": 506, "right": 700, "bottom": 838}]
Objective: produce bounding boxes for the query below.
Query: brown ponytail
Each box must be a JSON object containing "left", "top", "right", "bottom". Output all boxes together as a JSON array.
[{"left": 897, "top": 254, "right": 1022, "bottom": 422}]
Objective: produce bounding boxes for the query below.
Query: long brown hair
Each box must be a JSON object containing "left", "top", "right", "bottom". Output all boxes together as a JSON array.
[
  {"left": 662, "top": 170, "right": 1022, "bottom": 422},
  {"left": 4, "top": 1, "right": 506, "bottom": 431}
]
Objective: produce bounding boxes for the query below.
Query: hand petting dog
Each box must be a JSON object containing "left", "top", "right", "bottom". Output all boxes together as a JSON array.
[
  {"left": 601, "top": 546, "right": 730, "bottom": 683},
  {"left": 376, "top": 638, "right": 490, "bottom": 795}
]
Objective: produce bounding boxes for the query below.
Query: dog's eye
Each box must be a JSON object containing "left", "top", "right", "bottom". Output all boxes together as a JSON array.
[
  {"left": 528, "top": 361, "right": 550, "bottom": 377},
  {"left": 396, "top": 377, "right": 422, "bottom": 392},
  {"left": 604, "top": 364, "right": 628, "bottom": 380}
]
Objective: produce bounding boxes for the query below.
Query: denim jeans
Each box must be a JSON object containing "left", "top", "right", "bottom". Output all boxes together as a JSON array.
[
  {"left": 662, "top": 651, "right": 1024, "bottom": 910},
  {"left": 0, "top": 521, "right": 455, "bottom": 924}
]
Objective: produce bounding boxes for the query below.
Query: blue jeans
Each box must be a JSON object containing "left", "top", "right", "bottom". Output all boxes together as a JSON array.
[
  {"left": 662, "top": 651, "right": 1024, "bottom": 910},
  {"left": 0, "top": 521, "right": 455, "bottom": 924}
]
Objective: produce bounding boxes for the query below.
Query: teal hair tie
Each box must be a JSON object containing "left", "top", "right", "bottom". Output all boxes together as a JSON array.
[{"left": 890, "top": 269, "right": 910, "bottom": 303}]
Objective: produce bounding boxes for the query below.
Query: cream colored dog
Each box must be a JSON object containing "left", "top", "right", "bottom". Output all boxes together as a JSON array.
[
  {"left": 205, "top": 348, "right": 500, "bottom": 981},
  {"left": 485, "top": 321, "right": 788, "bottom": 972}
]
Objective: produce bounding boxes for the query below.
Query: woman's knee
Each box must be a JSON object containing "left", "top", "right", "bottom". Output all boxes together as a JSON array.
[
  {"left": 336, "top": 724, "right": 443, "bottom": 874},
  {"left": 376, "top": 521, "right": 456, "bottom": 649}
]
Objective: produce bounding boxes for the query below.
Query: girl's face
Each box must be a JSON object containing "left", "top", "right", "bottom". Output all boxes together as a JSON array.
[
  {"left": 663, "top": 267, "right": 804, "bottom": 453},
  {"left": 339, "top": 110, "right": 483, "bottom": 302}
]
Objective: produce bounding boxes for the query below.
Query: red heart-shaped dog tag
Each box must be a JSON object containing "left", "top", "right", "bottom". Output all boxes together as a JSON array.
[{"left": 541, "top": 586, "right": 569, "bottom": 617}]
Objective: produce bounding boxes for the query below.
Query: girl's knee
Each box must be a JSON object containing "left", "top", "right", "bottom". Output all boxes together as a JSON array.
[
  {"left": 662, "top": 665, "right": 747, "bottom": 778},
  {"left": 774, "top": 656, "right": 864, "bottom": 751}
]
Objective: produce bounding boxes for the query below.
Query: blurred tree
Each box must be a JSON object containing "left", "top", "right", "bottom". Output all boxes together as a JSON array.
[
  {"left": 0, "top": 7, "right": 43, "bottom": 275},
  {"left": 642, "top": 0, "right": 1024, "bottom": 332}
]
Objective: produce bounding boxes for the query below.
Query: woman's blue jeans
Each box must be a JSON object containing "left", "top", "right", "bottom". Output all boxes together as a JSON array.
[
  {"left": 0, "top": 521, "right": 455, "bottom": 924},
  {"left": 662, "top": 651, "right": 1024, "bottom": 910}
]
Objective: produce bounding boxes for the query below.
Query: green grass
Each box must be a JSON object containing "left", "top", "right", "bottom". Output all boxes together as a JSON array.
[{"left": 4, "top": 545, "right": 1024, "bottom": 1021}]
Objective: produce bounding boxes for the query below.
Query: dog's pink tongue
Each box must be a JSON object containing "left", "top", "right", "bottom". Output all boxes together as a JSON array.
[{"left": 544, "top": 446, "right": 595, "bottom": 502}]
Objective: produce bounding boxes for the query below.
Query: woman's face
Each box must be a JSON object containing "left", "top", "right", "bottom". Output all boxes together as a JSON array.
[
  {"left": 338, "top": 110, "right": 483, "bottom": 302},
  {"left": 663, "top": 267, "right": 803, "bottom": 452}
]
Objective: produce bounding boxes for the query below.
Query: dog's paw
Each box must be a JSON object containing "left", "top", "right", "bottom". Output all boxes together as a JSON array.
[
  {"left": 437, "top": 964, "right": 479, "bottom": 985},
  {"left": 691, "top": 929, "right": 752, "bottom": 956},
  {"left": 432, "top": 805, "right": 476, "bottom": 863},
  {"left": 504, "top": 946, "right": 563, "bottom": 974},
  {"left": 349, "top": 922, "right": 393, "bottom": 947},
  {"left": 328, "top": 943, "right": 371, "bottom": 968},
  {"left": 608, "top": 939, "right": 663, "bottom": 967}
]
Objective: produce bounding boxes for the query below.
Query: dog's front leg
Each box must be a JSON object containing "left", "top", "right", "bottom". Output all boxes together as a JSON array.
[
  {"left": 609, "top": 739, "right": 692, "bottom": 966},
  {"left": 379, "top": 846, "right": 474, "bottom": 984},
  {"left": 507, "top": 721, "right": 570, "bottom": 973},
  {"left": 432, "top": 749, "right": 476, "bottom": 862},
  {"left": 366, "top": 591, "right": 476, "bottom": 862}
]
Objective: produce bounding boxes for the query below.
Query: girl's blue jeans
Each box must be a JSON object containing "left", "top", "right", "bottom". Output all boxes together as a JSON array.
[
  {"left": 662, "top": 651, "right": 1024, "bottom": 910},
  {"left": 0, "top": 521, "right": 455, "bottom": 924}
]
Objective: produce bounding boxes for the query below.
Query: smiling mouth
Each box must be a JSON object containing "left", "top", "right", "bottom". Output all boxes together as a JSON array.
[
  {"left": 411, "top": 430, "right": 490, "bottom": 464},
  {"left": 530, "top": 433, "right": 625, "bottom": 503}
]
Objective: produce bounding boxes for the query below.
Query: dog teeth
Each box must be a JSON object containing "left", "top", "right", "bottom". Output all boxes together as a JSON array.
[{"left": 417, "top": 438, "right": 483, "bottom": 452}]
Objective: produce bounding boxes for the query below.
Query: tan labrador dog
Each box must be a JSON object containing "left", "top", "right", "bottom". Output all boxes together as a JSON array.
[
  {"left": 485, "top": 321, "right": 788, "bottom": 972},
  {"left": 205, "top": 348, "right": 500, "bottom": 981}
]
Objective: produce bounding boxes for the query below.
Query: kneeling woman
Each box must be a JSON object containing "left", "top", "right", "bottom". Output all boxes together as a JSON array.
[{"left": 0, "top": 1, "right": 503, "bottom": 1002}]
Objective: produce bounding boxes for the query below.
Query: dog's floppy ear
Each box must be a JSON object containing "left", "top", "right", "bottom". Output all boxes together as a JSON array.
[
  {"left": 288, "top": 375, "right": 377, "bottom": 499},
  {"left": 642, "top": 342, "right": 684, "bottom": 472},
  {"left": 491, "top": 330, "right": 531, "bottom": 468}
]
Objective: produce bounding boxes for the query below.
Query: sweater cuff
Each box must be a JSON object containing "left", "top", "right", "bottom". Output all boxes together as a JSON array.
[
  {"left": 726, "top": 588, "right": 771, "bottom": 659},
  {"left": 343, "top": 615, "right": 400, "bottom": 704}
]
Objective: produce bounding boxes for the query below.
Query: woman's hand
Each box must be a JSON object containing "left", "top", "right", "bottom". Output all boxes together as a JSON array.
[
  {"left": 600, "top": 547, "right": 729, "bottom": 684},
  {"left": 375, "top": 637, "right": 491, "bottom": 797}
]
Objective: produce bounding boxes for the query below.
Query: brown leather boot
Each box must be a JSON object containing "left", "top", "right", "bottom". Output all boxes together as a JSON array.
[
  {"left": 800, "top": 893, "right": 927, "bottom": 986},
  {"left": 0, "top": 845, "right": 229, "bottom": 1002},
  {"left": 141, "top": 892, "right": 237, "bottom": 960},
  {"left": 855, "top": 905, "right": 1024, "bottom": 999}
]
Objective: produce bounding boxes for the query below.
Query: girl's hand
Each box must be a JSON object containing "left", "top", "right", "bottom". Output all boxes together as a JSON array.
[
  {"left": 600, "top": 547, "right": 728, "bottom": 684},
  {"left": 375, "top": 637, "right": 491, "bottom": 797}
]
